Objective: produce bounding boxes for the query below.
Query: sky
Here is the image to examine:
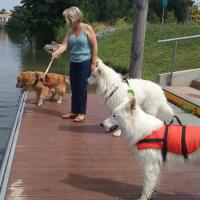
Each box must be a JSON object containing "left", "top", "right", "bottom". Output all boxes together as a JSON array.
[
  {"left": 0, "top": 0, "right": 200, "bottom": 11},
  {"left": 195, "top": 0, "right": 200, "bottom": 4},
  {"left": 0, "top": 0, "right": 21, "bottom": 11}
]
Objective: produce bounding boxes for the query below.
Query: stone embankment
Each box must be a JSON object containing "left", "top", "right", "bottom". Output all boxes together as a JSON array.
[{"left": 43, "top": 27, "right": 119, "bottom": 53}]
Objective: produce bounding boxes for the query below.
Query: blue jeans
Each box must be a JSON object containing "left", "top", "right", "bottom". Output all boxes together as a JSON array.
[{"left": 69, "top": 59, "right": 91, "bottom": 114}]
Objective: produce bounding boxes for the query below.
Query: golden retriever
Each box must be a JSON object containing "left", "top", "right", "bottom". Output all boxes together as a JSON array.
[{"left": 16, "top": 71, "right": 70, "bottom": 106}]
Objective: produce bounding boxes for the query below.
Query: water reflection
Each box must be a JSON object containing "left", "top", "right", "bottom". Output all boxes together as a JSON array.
[{"left": 0, "top": 28, "right": 22, "bottom": 165}]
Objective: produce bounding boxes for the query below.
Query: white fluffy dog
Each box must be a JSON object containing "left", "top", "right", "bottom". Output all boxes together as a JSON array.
[
  {"left": 101, "top": 97, "right": 200, "bottom": 200},
  {"left": 88, "top": 58, "right": 174, "bottom": 136}
]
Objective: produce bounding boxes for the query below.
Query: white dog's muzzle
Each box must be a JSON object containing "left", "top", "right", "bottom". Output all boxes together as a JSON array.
[
  {"left": 100, "top": 117, "right": 119, "bottom": 132},
  {"left": 87, "top": 74, "right": 97, "bottom": 85}
]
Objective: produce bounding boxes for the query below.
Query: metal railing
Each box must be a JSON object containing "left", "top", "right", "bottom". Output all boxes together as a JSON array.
[
  {"left": 0, "top": 91, "right": 27, "bottom": 200},
  {"left": 157, "top": 35, "right": 200, "bottom": 86}
]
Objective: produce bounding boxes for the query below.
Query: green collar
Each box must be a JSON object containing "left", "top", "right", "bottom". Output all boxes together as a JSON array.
[{"left": 127, "top": 88, "right": 135, "bottom": 98}]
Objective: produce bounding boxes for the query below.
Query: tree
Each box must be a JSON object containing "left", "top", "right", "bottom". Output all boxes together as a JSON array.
[
  {"left": 7, "top": 0, "right": 135, "bottom": 47},
  {"left": 129, "top": 0, "right": 149, "bottom": 78},
  {"left": 8, "top": 0, "right": 79, "bottom": 47},
  {"left": 148, "top": 0, "right": 195, "bottom": 23},
  {"left": 6, "top": 6, "right": 26, "bottom": 33}
]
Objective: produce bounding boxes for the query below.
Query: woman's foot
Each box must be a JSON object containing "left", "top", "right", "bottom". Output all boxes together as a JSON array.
[
  {"left": 62, "top": 112, "right": 78, "bottom": 119},
  {"left": 73, "top": 114, "right": 85, "bottom": 122}
]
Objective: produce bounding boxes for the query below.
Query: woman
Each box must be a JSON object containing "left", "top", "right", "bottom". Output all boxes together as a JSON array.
[{"left": 52, "top": 6, "right": 97, "bottom": 122}]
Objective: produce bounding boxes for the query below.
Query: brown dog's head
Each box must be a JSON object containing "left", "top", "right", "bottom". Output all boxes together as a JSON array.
[
  {"left": 16, "top": 72, "right": 33, "bottom": 88},
  {"left": 16, "top": 73, "right": 24, "bottom": 88}
]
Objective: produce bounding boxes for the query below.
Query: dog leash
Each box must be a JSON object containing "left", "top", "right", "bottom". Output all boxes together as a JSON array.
[
  {"left": 33, "top": 58, "right": 54, "bottom": 87},
  {"left": 45, "top": 57, "right": 54, "bottom": 75}
]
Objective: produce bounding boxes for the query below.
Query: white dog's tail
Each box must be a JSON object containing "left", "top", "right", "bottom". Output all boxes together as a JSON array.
[{"left": 159, "top": 101, "right": 174, "bottom": 119}]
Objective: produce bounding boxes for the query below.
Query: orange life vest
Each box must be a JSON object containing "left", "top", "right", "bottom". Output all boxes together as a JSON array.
[{"left": 136, "top": 124, "right": 200, "bottom": 161}]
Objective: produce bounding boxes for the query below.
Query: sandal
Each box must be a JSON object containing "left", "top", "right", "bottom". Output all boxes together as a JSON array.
[
  {"left": 62, "top": 112, "right": 78, "bottom": 119},
  {"left": 73, "top": 114, "right": 85, "bottom": 122}
]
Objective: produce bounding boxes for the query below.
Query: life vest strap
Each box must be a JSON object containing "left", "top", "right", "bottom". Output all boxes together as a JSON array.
[
  {"left": 181, "top": 125, "right": 188, "bottom": 159},
  {"left": 162, "top": 125, "right": 169, "bottom": 161},
  {"left": 137, "top": 138, "right": 163, "bottom": 143}
]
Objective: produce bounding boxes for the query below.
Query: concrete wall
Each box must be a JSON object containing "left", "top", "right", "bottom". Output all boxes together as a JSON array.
[{"left": 157, "top": 68, "right": 200, "bottom": 86}]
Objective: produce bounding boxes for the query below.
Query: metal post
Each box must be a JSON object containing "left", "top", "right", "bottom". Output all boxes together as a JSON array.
[
  {"left": 169, "top": 41, "right": 177, "bottom": 86},
  {"left": 161, "top": 6, "right": 165, "bottom": 25},
  {"left": 157, "top": 35, "right": 200, "bottom": 86}
]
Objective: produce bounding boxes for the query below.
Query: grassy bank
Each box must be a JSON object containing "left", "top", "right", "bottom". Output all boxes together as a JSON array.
[{"left": 98, "top": 23, "right": 200, "bottom": 81}]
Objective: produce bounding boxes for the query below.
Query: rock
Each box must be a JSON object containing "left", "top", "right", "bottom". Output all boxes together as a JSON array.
[{"left": 43, "top": 41, "right": 61, "bottom": 53}]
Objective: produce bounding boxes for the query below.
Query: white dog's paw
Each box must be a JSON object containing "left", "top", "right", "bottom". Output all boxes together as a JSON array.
[
  {"left": 57, "top": 99, "right": 62, "bottom": 104},
  {"left": 112, "top": 129, "right": 121, "bottom": 137}
]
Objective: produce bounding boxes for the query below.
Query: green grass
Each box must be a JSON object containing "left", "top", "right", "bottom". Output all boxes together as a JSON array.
[
  {"left": 180, "top": 104, "right": 197, "bottom": 115},
  {"left": 98, "top": 23, "right": 200, "bottom": 81}
]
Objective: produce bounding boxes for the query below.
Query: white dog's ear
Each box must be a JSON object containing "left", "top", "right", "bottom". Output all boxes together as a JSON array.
[
  {"left": 96, "top": 57, "right": 102, "bottom": 68},
  {"left": 97, "top": 67, "right": 103, "bottom": 75},
  {"left": 96, "top": 58, "right": 105, "bottom": 76},
  {"left": 126, "top": 97, "right": 136, "bottom": 111}
]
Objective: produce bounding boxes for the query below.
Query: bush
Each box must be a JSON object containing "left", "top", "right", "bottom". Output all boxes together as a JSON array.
[
  {"left": 148, "top": 12, "right": 160, "bottom": 24},
  {"left": 116, "top": 17, "right": 127, "bottom": 28},
  {"left": 165, "top": 11, "right": 176, "bottom": 24},
  {"left": 192, "top": 5, "right": 200, "bottom": 25},
  {"left": 55, "top": 24, "right": 67, "bottom": 43},
  {"left": 92, "top": 22, "right": 112, "bottom": 32}
]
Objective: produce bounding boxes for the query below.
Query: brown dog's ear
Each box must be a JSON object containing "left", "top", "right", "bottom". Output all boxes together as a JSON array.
[
  {"left": 20, "top": 72, "right": 26, "bottom": 81},
  {"left": 17, "top": 73, "right": 22, "bottom": 81}
]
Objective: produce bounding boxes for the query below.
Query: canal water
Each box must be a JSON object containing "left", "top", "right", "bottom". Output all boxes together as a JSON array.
[{"left": 0, "top": 29, "right": 69, "bottom": 166}]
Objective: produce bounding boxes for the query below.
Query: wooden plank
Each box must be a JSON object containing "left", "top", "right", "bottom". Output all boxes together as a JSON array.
[
  {"left": 190, "top": 80, "right": 200, "bottom": 90},
  {"left": 163, "top": 86, "right": 200, "bottom": 117},
  {"left": 5, "top": 92, "right": 200, "bottom": 199}
]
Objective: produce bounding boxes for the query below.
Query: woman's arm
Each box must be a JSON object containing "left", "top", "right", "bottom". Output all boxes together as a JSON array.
[
  {"left": 52, "top": 34, "right": 68, "bottom": 59},
  {"left": 86, "top": 25, "right": 98, "bottom": 71}
]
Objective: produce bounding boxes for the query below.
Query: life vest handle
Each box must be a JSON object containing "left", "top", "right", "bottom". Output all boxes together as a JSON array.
[{"left": 169, "top": 115, "right": 183, "bottom": 126}]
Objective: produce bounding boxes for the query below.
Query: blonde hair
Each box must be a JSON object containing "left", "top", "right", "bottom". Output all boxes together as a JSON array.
[{"left": 63, "top": 6, "right": 83, "bottom": 25}]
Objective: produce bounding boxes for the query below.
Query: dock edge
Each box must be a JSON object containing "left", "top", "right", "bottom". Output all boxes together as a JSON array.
[{"left": 0, "top": 91, "right": 27, "bottom": 200}]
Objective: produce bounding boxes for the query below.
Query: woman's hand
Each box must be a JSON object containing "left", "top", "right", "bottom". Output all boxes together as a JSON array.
[
  {"left": 52, "top": 51, "right": 60, "bottom": 59},
  {"left": 52, "top": 37, "right": 68, "bottom": 59},
  {"left": 91, "top": 62, "right": 96, "bottom": 71}
]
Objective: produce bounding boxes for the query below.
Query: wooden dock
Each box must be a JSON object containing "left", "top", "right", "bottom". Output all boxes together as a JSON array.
[{"left": 3, "top": 92, "right": 200, "bottom": 200}]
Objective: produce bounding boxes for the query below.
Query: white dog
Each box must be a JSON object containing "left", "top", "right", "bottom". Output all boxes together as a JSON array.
[
  {"left": 88, "top": 58, "right": 174, "bottom": 136},
  {"left": 101, "top": 97, "right": 200, "bottom": 200}
]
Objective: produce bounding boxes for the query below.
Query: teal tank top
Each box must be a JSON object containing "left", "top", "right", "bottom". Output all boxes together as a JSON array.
[{"left": 68, "top": 25, "right": 92, "bottom": 63}]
